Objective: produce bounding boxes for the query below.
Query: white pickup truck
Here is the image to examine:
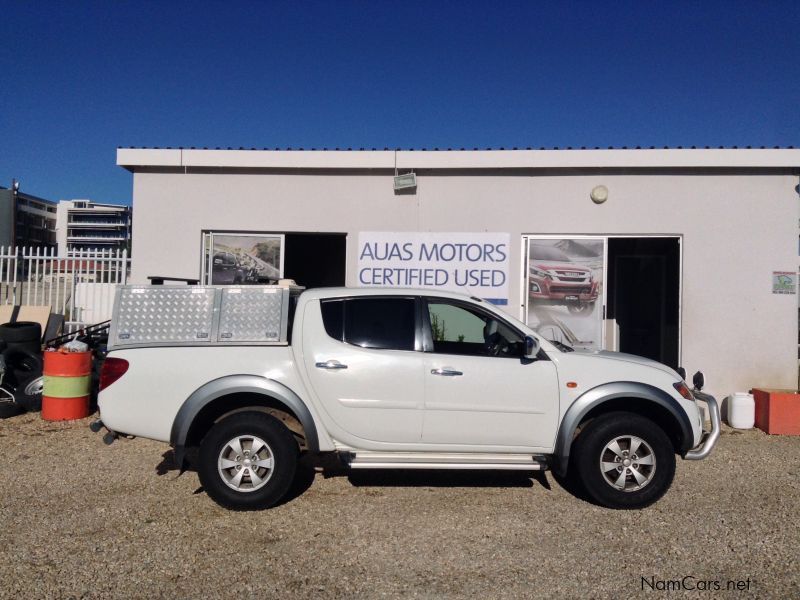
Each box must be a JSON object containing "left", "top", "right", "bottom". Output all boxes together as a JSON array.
[{"left": 96, "top": 285, "right": 720, "bottom": 510}]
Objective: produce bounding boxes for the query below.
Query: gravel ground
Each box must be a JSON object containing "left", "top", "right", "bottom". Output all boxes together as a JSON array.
[{"left": 0, "top": 413, "right": 798, "bottom": 599}]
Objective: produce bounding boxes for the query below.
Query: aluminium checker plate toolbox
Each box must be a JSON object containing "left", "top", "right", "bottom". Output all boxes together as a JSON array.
[{"left": 108, "top": 285, "right": 292, "bottom": 349}]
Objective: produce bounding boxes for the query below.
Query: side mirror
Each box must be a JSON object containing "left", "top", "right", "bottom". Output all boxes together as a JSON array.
[
  {"left": 524, "top": 335, "right": 541, "bottom": 359},
  {"left": 692, "top": 370, "right": 705, "bottom": 391}
]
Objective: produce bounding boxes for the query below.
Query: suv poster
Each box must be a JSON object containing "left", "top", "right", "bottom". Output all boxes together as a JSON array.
[
  {"left": 203, "top": 233, "right": 284, "bottom": 285},
  {"left": 527, "top": 238, "right": 604, "bottom": 350}
]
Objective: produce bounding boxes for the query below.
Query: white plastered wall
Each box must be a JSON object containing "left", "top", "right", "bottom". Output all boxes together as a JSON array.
[{"left": 129, "top": 169, "right": 798, "bottom": 400}]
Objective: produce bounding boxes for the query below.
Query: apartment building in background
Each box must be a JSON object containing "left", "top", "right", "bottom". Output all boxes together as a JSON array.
[
  {"left": 56, "top": 200, "right": 132, "bottom": 255},
  {"left": 0, "top": 185, "right": 58, "bottom": 249}
]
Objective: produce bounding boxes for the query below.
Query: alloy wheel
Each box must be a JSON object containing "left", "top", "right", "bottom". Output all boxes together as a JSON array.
[
  {"left": 599, "top": 435, "right": 657, "bottom": 492},
  {"left": 217, "top": 435, "right": 275, "bottom": 492}
]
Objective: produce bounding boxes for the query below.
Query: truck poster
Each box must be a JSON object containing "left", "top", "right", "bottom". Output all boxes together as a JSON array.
[
  {"left": 203, "top": 233, "right": 284, "bottom": 285},
  {"left": 526, "top": 238, "right": 604, "bottom": 350}
]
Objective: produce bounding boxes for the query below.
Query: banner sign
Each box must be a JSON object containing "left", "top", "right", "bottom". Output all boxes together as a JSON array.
[{"left": 357, "top": 232, "right": 510, "bottom": 305}]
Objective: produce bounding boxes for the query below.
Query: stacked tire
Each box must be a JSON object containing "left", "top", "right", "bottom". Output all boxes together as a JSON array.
[
  {"left": 1, "top": 322, "right": 42, "bottom": 355},
  {"left": 0, "top": 322, "right": 44, "bottom": 417}
]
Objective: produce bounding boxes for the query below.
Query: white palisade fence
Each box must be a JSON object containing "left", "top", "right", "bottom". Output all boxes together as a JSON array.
[{"left": 0, "top": 246, "right": 129, "bottom": 332}]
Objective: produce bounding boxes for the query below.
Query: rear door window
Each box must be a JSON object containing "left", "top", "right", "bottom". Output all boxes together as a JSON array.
[
  {"left": 320, "top": 297, "right": 416, "bottom": 351},
  {"left": 320, "top": 300, "right": 344, "bottom": 341}
]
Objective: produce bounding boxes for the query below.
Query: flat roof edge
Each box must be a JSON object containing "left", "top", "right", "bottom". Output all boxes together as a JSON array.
[{"left": 116, "top": 148, "right": 800, "bottom": 171}]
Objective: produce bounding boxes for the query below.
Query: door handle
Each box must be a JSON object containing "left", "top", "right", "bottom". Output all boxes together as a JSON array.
[
  {"left": 431, "top": 367, "right": 463, "bottom": 376},
  {"left": 316, "top": 359, "right": 348, "bottom": 370}
]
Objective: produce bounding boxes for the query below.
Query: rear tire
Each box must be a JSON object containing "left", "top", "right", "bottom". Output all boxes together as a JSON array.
[
  {"left": 0, "top": 322, "right": 42, "bottom": 356},
  {"left": 4, "top": 348, "right": 43, "bottom": 375},
  {"left": 0, "top": 389, "right": 24, "bottom": 418},
  {"left": 13, "top": 372, "right": 43, "bottom": 412},
  {"left": 572, "top": 411, "right": 675, "bottom": 509},
  {"left": 0, "top": 321, "right": 42, "bottom": 344},
  {"left": 198, "top": 412, "right": 298, "bottom": 510}
]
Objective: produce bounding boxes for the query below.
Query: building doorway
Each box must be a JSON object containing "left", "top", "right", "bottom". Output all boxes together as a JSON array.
[
  {"left": 606, "top": 237, "right": 680, "bottom": 369},
  {"left": 284, "top": 233, "right": 347, "bottom": 289}
]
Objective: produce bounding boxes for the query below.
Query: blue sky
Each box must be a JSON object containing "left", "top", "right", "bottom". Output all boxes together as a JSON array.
[{"left": 1, "top": 1, "right": 798, "bottom": 205}]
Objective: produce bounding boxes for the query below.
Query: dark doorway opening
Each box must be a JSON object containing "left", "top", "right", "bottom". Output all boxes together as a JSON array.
[
  {"left": 606, "top": 237, "right": 680, "bottom": 369},
  {"left": 283, "top": 233, "right": 347, "bottom": 289}
]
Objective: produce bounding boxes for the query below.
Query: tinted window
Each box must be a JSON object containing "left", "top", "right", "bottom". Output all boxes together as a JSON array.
[
  {"left": 427, "top": 301, "right": 524, "bottom": 358},
  {"left": 343, "top": 298, "right": 415, "bottom": 350},
  {"left": 320, "top": 300, "right": 344, "bottom": 341}
]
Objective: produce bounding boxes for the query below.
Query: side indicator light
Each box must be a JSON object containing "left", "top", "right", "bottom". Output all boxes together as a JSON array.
[
  {"left": 673, "top": 381, "right": 694, "bottom": 400},
  {"left": 566, "top": 382, "right": 578, "bottom": 388}
]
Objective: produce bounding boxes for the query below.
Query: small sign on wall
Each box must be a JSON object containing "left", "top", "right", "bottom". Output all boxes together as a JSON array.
[{"left": 772, "top": 271, "right": 797, "bottom": 294}]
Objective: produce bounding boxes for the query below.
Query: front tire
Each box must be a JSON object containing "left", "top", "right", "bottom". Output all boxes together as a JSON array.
[
  {"left": 572, "top": 412, "right": 675, "bottom": 509},
  {"left": 198, "top": 412, "right": 298, "bottom": 510}
]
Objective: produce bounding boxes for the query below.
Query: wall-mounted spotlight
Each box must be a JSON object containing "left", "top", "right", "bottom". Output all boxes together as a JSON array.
[
  {"left": 590, "top": 185, "right": 608, "bottom": 204},
  {"left": 393, "top": 172, "right": 417, "bottom": 191}
]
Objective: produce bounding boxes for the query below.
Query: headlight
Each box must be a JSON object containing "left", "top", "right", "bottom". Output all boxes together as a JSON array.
[
  {"left": 673, "top": 381, "right": 694, "bottom": 400},
  {"left": 531, "top": 267, "right": 552, "bottom": 280}
]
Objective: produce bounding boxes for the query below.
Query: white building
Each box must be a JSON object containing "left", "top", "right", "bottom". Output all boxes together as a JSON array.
[
  {"left": 117, "top": 147, "right": 800, "bottom": 401},
  {"left": 56, "top": 200, "right": 131, "bottom": 255}
]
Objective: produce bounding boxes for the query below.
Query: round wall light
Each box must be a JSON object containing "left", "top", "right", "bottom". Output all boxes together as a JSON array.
[{"left": 590, "top": 185, "right": 608, "bottom": 204}]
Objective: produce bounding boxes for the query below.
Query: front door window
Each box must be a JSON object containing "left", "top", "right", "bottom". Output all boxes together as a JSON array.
[{"left": 427, "top": 301, "right": 524, "bottom": 358}]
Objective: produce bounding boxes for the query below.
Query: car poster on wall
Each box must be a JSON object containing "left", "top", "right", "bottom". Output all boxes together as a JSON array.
[
  {"left": 202, "top": 233, "right": 284, "bottom": 285},
  {"left": 526, "top": 238, "right": 604, "bottom": 351}
]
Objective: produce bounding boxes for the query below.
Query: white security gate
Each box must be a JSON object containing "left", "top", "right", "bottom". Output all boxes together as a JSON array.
[{"left": 0, "top": 246, "right": 129, "bottom": 332}]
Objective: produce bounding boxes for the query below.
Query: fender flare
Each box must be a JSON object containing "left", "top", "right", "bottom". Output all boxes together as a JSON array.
[
  {"left": 553, "top": 381, "right": 693, "bottom": 476},
  {"left": 170, "top": 375, "right": 319, "bottom": 468}
]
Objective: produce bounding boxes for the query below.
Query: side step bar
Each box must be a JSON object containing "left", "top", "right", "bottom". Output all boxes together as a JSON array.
[{"left": 346, "top": 451, "right": 548, "bottom": 471}]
